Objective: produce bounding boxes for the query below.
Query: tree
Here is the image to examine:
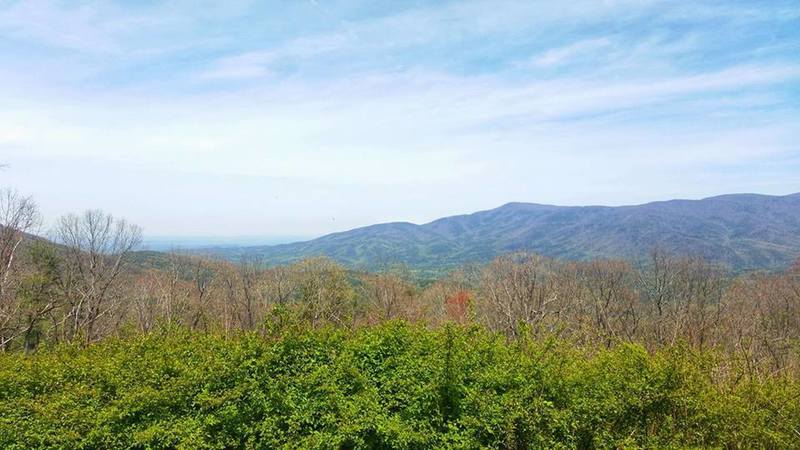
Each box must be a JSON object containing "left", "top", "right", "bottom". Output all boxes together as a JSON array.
[
  {"left": 235, "top": 255, "right": 264, "bottom": 329},
  {"left": 0, "top": 189, "right": 41, "bottom": 350},
  {"left": 55, "top": 210, "right": 141, "bottom": 344},
  {"left": 358, "top": 269, "right": 416, "bottom": 324},
  {"left": 576, "top": 259, "right": 639, "bottom": 346},
  {"left": 14, "top": 242, "right": 62, "bottom": 351},
  {"left": 0, "top": 188, "right": 40, "bottom": 300},
  {"left": 294, "top": 257, "right": 355, "bottom": 329},
  {"left": 217, "top": 256, "right": 265, "bottom": 333},
  {"left": 636, "top": 249, "right": 681, "bottom": 345},
  {"left": 476, "top": 253, "right": 559, "bottom": 338},
  {"left": 636, "top": 250, "right": 727, "bottom": 348}
]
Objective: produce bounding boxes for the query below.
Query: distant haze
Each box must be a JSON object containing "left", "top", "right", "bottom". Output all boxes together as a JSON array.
[{"left": 141, "top": 236, "right": 313, "bottom": 252}]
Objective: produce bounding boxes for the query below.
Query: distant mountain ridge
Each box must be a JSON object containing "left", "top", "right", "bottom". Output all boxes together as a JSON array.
[{"left": 209, "top": 193, "right": 800, "bottom": 271}]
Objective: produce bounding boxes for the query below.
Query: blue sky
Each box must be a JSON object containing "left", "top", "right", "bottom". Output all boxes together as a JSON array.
[{"left": 1, "top": 0, "right": 799, "bottom": 238}]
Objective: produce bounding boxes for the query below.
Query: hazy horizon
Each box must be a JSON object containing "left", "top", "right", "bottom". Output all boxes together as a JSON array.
[
  {"left": 2, "top": 0, "right": 799, "bottom": 237},
  {"left": 7, "top": 190, "right": 792, "bottom": 248},
  {"left": 140, "top": 235, "right": 315, "bottom": 251},
  {"left": 135, "top": 191, "right": 800, "bottom": 247}
]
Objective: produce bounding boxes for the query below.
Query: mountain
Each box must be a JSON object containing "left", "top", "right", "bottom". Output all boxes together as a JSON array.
[{"left": 208, "top": 193, "right": 800, "bottom": 271}]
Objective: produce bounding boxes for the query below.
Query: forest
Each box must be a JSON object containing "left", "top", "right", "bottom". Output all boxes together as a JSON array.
[{"left": 2, "top": 189, "right": 800, "bottom": 448}]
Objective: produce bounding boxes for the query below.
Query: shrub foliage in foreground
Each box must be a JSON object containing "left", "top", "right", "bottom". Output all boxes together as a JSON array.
[{"left": 1, "top": 322, "right": 798, "bottom": 449}]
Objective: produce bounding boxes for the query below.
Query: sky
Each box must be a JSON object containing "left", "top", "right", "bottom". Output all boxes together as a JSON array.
[{"left": 0, "top": 0, "right": 799, "bottom": 240}]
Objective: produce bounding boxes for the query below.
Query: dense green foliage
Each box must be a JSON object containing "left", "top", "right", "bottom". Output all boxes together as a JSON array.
[{"left": 2, "top": 322, "right": 798, "bottom": 449}]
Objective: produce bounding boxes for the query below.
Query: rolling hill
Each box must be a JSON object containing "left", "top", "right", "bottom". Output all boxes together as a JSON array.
[{"left": 207, "top": 193, "right": 800, "bottom": 271}]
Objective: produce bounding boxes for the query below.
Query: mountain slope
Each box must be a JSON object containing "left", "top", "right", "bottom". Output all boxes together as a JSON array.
[{"left": 214, "top": 193, "right": 800, "bottom": 271}]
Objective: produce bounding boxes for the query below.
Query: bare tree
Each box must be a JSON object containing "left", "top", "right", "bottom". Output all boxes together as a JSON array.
[
  {"left": 359, "top": 269, "right": 416, "bottom": 324},
  {"left": 217, "top": 257, "right": 264, "bottom": 333},
  {"left": 184, "top": 254, "right": 216, "bottom": 331},
  {"left": 55, "top": 210, "right": 141, "bottom": 344},
  {"left": 0, "top": 189, "right": 40, "bottom": 299},
  {"left": 636, "top": 249, "right": 681, "bottom": 345},
  {"left": 672, "top": 257, "right": 726, "bottom": 348},
  {"left": 263, "top": 265, "right": 297, "bottom": 306},
  {"left": 160, "top": 251, "right": 194, "bottom": 326},
  {"left": 0, "top": 189, "right": 41, "bottom": 349},
  {"left": 576, "top": 260, "right": 639, "bottom": 346},
  {"left": 236, "top": 255, "right": 264, "bottom": 329},
  {"left": 476, "top": 253, "right": 560, "bottom": 338}
]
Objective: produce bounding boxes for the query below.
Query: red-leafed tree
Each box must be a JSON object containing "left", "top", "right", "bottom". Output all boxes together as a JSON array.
[{"left": 445, "top": 290, "right": 470, "bottom": 324}]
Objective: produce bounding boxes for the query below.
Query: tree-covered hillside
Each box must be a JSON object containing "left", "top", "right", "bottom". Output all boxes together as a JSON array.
[{"left": 212, "top": 193, "right": 800, "bottom": 272}]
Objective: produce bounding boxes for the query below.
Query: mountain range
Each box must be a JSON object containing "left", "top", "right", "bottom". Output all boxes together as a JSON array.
[{"left": 205, "top": 193, "right": 800, "bottom": 272}]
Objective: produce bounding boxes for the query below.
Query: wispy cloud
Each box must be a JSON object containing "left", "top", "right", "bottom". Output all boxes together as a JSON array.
[
  {"left": 0, "top": 0, "right": 798, "bottom": 235},
  {"left": 531, "top": 37, "right": 613, "bottom": 67},
  {"left": 199, "top": 33, "right": 353, "bottom": 80}
]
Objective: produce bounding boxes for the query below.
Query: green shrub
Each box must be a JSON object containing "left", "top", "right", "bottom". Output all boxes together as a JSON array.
[{"left": 0, "top": 323, "right": 797, "bottom": 449}]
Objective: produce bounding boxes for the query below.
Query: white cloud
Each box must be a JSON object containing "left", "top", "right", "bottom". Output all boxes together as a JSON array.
[
  {"left": 1, "top": 0, "right": 798, "bottom": 235},
  {"left": 532, "top": 37, "right": 613, "bottom": 67},
  {"left": 4, "top": 63, "right": 798, "bottom": 184},
  {"left": 199, "top": 32, "right": 352, "bottom": 80},
  {"left": 0, "top": 0, "right": 170, "bottom": 53}
]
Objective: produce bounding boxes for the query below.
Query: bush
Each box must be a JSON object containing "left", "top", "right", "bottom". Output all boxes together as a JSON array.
[{"left": 1, "top": 323, "right": 797, "bottom": 449}]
